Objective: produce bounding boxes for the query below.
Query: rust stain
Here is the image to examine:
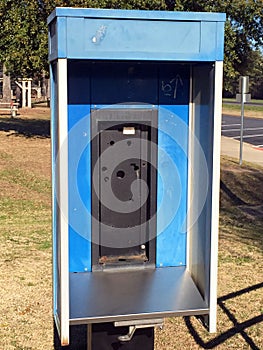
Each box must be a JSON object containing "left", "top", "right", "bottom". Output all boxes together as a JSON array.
[
  {"left": 61, "top": 336, "right": 69, "bottom": 346},
  {"left": 99, "top": 253, "right": 148, "bottom": 265}
]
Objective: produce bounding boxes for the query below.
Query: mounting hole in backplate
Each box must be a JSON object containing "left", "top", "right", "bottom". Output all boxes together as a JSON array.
[{"left": 117, "top": 170, "right": 125, "bottom": 179}]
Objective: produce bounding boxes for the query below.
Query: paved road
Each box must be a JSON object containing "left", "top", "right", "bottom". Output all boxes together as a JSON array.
[
  {"left": 223, "top": 101, "right": 263, "bottom": 107},
  {"left": 222, "top": 114, "right": 263, "bottom": 147}
]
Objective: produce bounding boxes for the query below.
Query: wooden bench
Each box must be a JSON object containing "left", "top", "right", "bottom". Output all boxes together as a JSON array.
[{"left": 0, "top": 102, "right": 19, "bottom": 117}]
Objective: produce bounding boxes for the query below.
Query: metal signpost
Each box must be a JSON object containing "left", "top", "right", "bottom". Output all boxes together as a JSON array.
[
  {"left": 236, "top": 76, "right": 251, "bottom": 165},
  {"left": 48, "top": 8, "right": 225, "bottom": 349}
]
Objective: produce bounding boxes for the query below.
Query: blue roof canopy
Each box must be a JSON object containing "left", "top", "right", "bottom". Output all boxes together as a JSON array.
[{"left": 48, "top": 7, "right": 226, "bottom": 62}]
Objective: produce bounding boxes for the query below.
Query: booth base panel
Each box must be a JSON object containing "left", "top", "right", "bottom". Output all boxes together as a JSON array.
[
  {"left": 69, "top": 266, "right": 208, "bottom": 324},
  {"left": 54, "top": 323, "right": 154, "bottom": 350}
]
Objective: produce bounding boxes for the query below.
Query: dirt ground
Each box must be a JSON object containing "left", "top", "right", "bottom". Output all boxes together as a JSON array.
[
  {"left": 0, "top": 110, "right": 262, "bottom": 349},
  {"left": 222, "top": 107, "right": 263, "bottom": 119}
]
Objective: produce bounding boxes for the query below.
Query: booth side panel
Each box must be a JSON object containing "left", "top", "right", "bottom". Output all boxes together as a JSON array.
[
  {"left": 48, "top": 20, "right": 58, "bottom": 62},
  {"left": 209, "top": 61, "right": 223, "bottom": 332},
  {"left": 57, "top": 17, "right": 67, "bottom": 58},
  {"left": 67, "top": 60, "right": 92, "bottom": 272},
  {"left": 50, "top": 61, "right": 59, "bottom": 323},
  {"left": 57, "top": 59, "right": 70, "bottom": 345},
  {"left": 216, "top": 22, "right": 225, "bottom": 61},
  {"left": 188, "top": 64, "right": 215, "bottom": 304},
  {"left": 156, "top": 65, "right": 189, "bottom": 267},
  {"left": 51, "top": 59, "right": 70, "bottom": 345}
]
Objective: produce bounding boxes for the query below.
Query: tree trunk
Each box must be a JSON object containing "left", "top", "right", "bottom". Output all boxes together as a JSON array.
[
  {"left": 2, "top": 63, "right": 11, "bottom": 102},
  {"left": 41, "top": 70, "right": 47, "bottom": 98}
]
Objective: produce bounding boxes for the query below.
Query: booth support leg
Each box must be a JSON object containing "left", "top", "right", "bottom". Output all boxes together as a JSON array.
[{"left": 88, "top": 322, "right": 156, "bottom": 350}]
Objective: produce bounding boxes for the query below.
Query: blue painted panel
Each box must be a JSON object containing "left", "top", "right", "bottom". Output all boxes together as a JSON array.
[
  {"left": 48, "top": 7, "right": 226, "bottom": 24},
  {"left": 156, "top": 65, "right": 189, "bottom": 267},
  {"left": 67, "top": 61, "right": 190, "bottom": 269},
  {"left": 48, "top": 9, "right": 225, "bottom": 62},
  {"left": 67, "top": 18, "right": 201, "bottom": 59},
  {"left": 48, "top": 19, "right": 58, "bottom": 62},
  {"left": 68, "top": 105, "right": 91, "bottom": 272},
  {"left": 216, "top": 22, "right": 225, "bottom": 61},
  {"left": 68, "top": 61, "right": 92, "bottom": 272},
  {"left": 199, "top": 21, "right": 225, "bottom": 61},
  {"left": 57, "top": 17, "right": 67, "bottom": 58},
  {"left": 159, "top": 65, "right": 190, "bottom": 105},
  {"left": 68, "top": 60, "right": 91, "bottom": 105},
  {"left": 91, "top": 62, "right": 158, "bottom": 105},
  {"left": 157, "top": 105, "right": 189, "bottom": 267},
  {"left": 66, "top": 17, "right": 85, "bottom": 59}
]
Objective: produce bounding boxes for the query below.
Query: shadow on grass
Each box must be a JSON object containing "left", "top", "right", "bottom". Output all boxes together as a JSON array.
[
  {"left": 0, "top": 116, "right": 50, "bottom": 138},
  {"left": 184, "top": 282, "right": 263, "bottom": 349},
  {"left": 220, "top": 175, "right": 263, "bottom": 250},
  {"left": 220, "top": 180, "right": 247, "bottom": 206}
]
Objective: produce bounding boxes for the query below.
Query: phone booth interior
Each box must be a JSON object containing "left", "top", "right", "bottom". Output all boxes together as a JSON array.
[{"left": 48, "top": 8, "right": 225, "bottom": 347}]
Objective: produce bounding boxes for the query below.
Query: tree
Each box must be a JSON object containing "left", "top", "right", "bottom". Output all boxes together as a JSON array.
[
  {"left": 242, "top": 50, "right": 263, "bottom": 99},
  {"left": 0, "top": 0, "right": 262, "bottom": 96},
  {"left": 178, "top": 0, "right": 263, "bottom": 96},
  {"left": 0, "top": 0, "right": 49, "bottom": 78}
]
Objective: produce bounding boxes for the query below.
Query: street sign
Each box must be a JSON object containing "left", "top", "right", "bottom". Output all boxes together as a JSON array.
[
  {"left": 239, "top": 76, "right": 249, "bottom": 94},
  {"left": 236, "top": 93, "right": 251, "bottom": 103}
]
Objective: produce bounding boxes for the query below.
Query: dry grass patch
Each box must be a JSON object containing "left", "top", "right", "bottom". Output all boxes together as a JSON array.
[
  {"left": 0, "top": 116, "right": 53, "bottom": 349},
  {"left": 0, "top": 111, "right": 262, "bottom": 349},
  {"left": 155, "top": 157, "right": 263, "bottom": 349}
]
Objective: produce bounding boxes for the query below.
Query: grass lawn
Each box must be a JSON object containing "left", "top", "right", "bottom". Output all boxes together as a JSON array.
[
  {"left": 223, "top": 98, "right": 263, "bottom": 104},
  {"left": 222, "top": 103, "right": 263, "bottom": 119},
  {"left": 0, "top": 110, "right": 262, "bottom": 349}
]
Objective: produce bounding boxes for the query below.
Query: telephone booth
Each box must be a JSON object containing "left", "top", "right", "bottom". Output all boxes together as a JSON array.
[{"left": 48, "top": 8, "right": 225, "bottom": 348}]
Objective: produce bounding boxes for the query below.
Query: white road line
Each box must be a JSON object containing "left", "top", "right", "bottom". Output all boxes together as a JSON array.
[
  {"left": 222, "top": 127, "right": 263, "bottom": 132},
  {"left": 222, "top": 123, "right": 241, "bottom": 127},
  {"left": 233, "top": 134, "right": 263, "bottom": 139}
]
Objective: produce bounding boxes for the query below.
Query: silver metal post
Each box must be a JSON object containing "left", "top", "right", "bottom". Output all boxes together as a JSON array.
[
  {"left": 239, "top": 88, "right": 244, "bottom": 165},
  {"left": 239, "top": 77, "right": 246, "bottom": 166}
]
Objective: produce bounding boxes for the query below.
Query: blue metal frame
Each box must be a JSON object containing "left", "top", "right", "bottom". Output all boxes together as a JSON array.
[
  {"left": 49, "top": 9, "right": 226, "bottom": 272},
  {"left": 48, "top": 7, "right": 226, "bottom": 23}
]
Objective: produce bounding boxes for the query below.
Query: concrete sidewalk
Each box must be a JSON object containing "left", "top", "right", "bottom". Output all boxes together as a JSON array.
[{"left": 221, "top": 136, "right": 263, "bottom": 167}]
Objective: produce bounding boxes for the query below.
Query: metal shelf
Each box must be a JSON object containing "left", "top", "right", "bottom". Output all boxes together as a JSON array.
[{"left": 69, "top": 266, "right": 208, "bottom": 325}]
